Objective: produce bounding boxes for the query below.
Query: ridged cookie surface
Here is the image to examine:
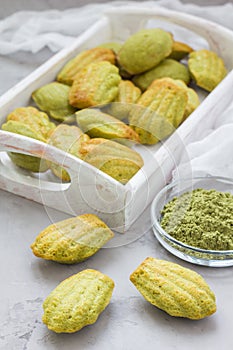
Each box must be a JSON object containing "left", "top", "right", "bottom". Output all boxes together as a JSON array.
[
  {"left": 2, "top": 107, "right": 55, "bottom": 172},
  {"left": 57, "top": 47, "right": 116, "bottom": 85},
  {"left": 69, "top": 61, "right": 121, "bottom": 108},
  {"left": 188, "top": 49, "right": 227, "bottom": 92},
  {"left": 129, "top": 79, "right": 187, "bottom": 144},
  {"left": 31, "top": 214, "right": 114, "bottom": 263},
  {"left": 42, "top": 269, "right": 114, "bottom": 333},
  {"left": 130, "top": 257, "right": 216, "bottom": 319},
  {"left": 76, "top": 109, "right": 139, "bottom": 142},
  {"left": 108, "top": 80, "right": 141, "bottom": 120},
  {"left": 79, "top": 138, "right": 143, "bottom": 184},
  {"left": 47, "top": 124, "right": 90, "bottom": 181}
]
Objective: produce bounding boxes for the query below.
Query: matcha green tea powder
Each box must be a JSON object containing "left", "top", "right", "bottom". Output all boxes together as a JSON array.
[{"left": 160, "top": 188, "right": 233, "bottom": 250}]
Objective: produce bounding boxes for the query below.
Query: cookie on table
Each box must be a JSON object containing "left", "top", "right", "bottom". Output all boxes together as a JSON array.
[
  {"left": 42, "top": 269, "right": 114, "bottom": 333},
  {"left": 31, "top": 214, "right": 114, "bottom": 263},
  {"left": 130, "top": 257, "right": 217, "bottom": 319}
]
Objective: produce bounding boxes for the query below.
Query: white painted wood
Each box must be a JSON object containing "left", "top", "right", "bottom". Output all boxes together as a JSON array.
[{"left": 0, "top": 6, "right": 233, "bottom": 232}]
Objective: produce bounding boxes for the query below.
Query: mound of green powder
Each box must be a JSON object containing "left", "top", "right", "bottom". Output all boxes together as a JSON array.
[{"left": 160, "top": 188, "right": 233, "bottom": 250}]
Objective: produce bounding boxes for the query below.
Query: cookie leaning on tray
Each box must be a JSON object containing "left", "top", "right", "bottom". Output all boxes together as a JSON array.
[{"left": 0, "top": 28, "right": 227, "bottom": 180}]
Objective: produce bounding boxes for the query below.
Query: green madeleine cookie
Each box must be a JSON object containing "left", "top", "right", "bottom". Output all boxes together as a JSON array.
[
  {"left": 79, "top": 138, "right": 144, "bottom": 184},
  {"left": 69, "top": 61, "right": 121, "bottom": 109},
  {"left": 149, "top": 78, "right": 200, "bottom": 120},
  {"left": 1, "top": 107, "right": 56, "bottom": 172},
  {"left": 133, "top": 59, "right": 190, "bottom": 91},
  {"left": 76, "top": 108, "right": 139, "bottom": 142},
  {"left": 108, "top": 80, "right": 142, "bottom": 120},
  {"left": 130, "top": 257, "right": 216, "bottom": 320},
  {"left": 32, "top": 82, "right": 76, "bottom": 122},
  {"left": 57, "top": 47, "right": 116, "bottom": 85},
  {"left": 31, "top": 214, "right": 114, "bottom": 263},
  {"left": 42, "top": 269, "right": 114, "bottom": 333},
  {"left": 129, "top": 79, "right": 188, "bottom": 144},
  {"left": 47, "top": 124, "right": 90, "bottom": 181},
  {"left": 2, "top": 120, "right": 49, "bottom": 172},
  {"left": 188, "top": 49, "right": 227, "bottom": 92},
  {"left": 117, "top": 28, "right": 173, "bottom": 75}
]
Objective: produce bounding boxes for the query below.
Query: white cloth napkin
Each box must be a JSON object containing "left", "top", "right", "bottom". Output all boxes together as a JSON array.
[
  {"left": 172, "top": 109, "right": 233, "bottom": 180},
  {"left": 1, "top": 0, "right": 233, "bottom": 54},
  {"left": 1, "top": 0, "right": 233, "bottom": 180}
]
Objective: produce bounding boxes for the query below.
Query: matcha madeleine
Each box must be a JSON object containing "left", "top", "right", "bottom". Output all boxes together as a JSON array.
[
  {"left": 69, "top": 61, "right": 121, "bottom": 109},
  {"left": 2, "top": 107, "right": 56, "bottom": 172},
  {"left": 130, "top": 257, "right": 216, "bottom": 319},
  {"left": 76, "top": 109, "right": 139, "bottom": 142},
  {"left": 57, "top": 47, "right": 116, "bottom": 85},
  {"left": 188, "top": 49, "right": 227, "bottom": 92},
  {"left": 79, "top": 138, "right": 144, "bottom": 184},
  {"left": 129, "top": 79, "right": 188, "bottom": 144},
  {"left": 6, "top": 106, "right": 55, "bottom": 139},
  {"left": 31, "top": 214, "right": 114, "bottom": 263},
  {"left": 108, "top": 80, "right": 142, "bottom": 120},
  {"left": 42, "top": 269, "right": 114, "bottom": 333},
  {"left": 149, "top": 78, "right": 200, "bottom": 120},
  {"left": 168, "top": 41, "right": 193, "bottom": 61},
  {"left": 32, "top": 82, "right": 76, "bottom": 122},
  {"left": 117, "top": 28, "right": 173, "bottom": 75},
  {"left": 47, "top": 124, "right": 90, "bottom": 181},
  {"left": 132, "top": 59, "right": 190, "bottom": 91}
]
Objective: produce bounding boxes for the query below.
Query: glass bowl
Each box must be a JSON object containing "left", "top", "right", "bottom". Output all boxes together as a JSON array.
[{"left": 151, "top": 176, "right": 233, "bottom": 267}]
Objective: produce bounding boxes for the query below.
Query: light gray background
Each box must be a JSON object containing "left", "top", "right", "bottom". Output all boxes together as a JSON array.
[{"left": 0, "top": 0, "right": 232, "bottom": 18}]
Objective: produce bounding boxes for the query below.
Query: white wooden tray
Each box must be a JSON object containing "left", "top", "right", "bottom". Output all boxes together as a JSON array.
[{"left": 0, "top": 6, "right": 233, "bottom": 234}]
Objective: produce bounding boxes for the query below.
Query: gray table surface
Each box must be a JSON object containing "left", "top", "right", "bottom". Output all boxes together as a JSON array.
[{"left": 1, "top": 1, "right": 233, "bottom": 350}]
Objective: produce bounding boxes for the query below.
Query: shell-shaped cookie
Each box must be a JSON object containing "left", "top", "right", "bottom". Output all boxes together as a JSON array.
[
  {"left": 42, "top": 269, "right": 114, "bottom": 333},
  {"left": 149, "top": 78, "right": 200, "bottom": 120},
  {"left": 7, "top": 106, "right": 55, "bottom": 139},
  {"left": 69, "top": 61, "right": 121, "bottom": 109},
  {"left": 108, "top": 80, "right": 141, "bottom": 120},
  {"left": 2, "top": 107, "right": 56, "bottom": 172},
  {"left": 130, "top": 257, "right": 216, "bottom": 320},
  {"left": 79, "top": 138, "right": 143, "bottom": 184},
  {"left": 188, "top": 49, "right": 227, "bottom": 92},
  {"left": 76, "top": 108, "right": 139, "bottom": 142},
  {"left": 129, "top": 79, "right": 187, "bottom": 144},
  {"left": 117, "top": 28, "right": 173, "bottom": 75},
  {"left": 168, "top": 41, "right": 193, "bottom": 61},
  {"left": 132, "top": 59, "right": 190, "bottom": 91},
  {"left": 32, "top": 82, "right": 76, "bottom": 122},
  {"left": 57, "top": 47, "right": 116, "bottom": 85},
  {"left": 47, "top": 124, "right": 90, "bottom": 181},
  {"left": 31, "top": 214, "right": 114, "bottom": 263}
]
